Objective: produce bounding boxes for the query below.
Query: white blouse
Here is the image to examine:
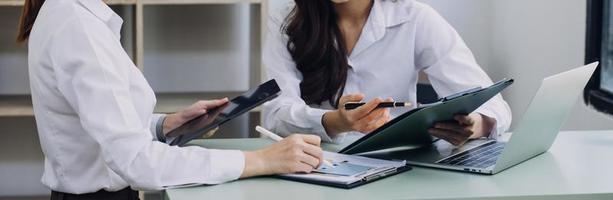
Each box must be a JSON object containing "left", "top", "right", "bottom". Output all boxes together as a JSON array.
[
  {"left": 263, "top": 0, "right": 512, "bottom": 143},
  {"left": 28, "top": 0, "right": 244, "bottom": 194}
]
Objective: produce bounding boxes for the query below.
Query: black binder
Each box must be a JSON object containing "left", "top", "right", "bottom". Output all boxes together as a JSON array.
[{"left": 339, "top": 79, "right": 514, "bottom": 154}]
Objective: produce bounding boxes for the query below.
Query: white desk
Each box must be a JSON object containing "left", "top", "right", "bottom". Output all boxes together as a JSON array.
[{"left": 164, "top": 130, "right": 613, "bottom": 200}]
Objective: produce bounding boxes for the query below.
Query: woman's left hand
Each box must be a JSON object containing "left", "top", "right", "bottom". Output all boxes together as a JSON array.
[
  {"left": 428, "top": 113, "right": 496, "bottom": 146},
  {"left": 163, "top": 98, "right": 229, "bottom": 134}
]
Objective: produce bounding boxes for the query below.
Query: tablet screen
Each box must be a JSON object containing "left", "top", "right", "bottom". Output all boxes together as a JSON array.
[{"left": 168, "top": 79, "right": 281, "bottom": 146}]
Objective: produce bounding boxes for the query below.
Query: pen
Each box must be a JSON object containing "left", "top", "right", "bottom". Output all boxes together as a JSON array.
[
  {"left": 255, "top": 126, "right": 334, "bottom": 167},
  {"left": 344, "top": 101, "right": 412, "bottom": 110}
]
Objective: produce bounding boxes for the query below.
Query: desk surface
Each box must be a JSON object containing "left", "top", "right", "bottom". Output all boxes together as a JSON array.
[{"left": 164, "top": 131, "right": 613, "bottom": 200}]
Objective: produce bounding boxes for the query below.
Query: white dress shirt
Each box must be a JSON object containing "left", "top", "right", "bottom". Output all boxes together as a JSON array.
[
  {"left": 263, "top": 0, "right": 512, "bottom": 143},
  {"left": 28, "top": 0, "right": 244, "bottom": 194}
]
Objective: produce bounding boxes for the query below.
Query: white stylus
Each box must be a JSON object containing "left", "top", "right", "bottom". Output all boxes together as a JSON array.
[{"left": 255, "top": 126, "right": 334, "bottom": 167}]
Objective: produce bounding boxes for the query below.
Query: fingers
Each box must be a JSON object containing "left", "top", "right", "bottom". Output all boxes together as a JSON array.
[
  {"left": 350, "top": 98, "right": 383, "bottom": 119},
  {"left": 288, "top": 134, "right": 323, "bottom": 160},
  {"left": 339, "top": 93, "right": 365, "bottom": 106},
  {"left": 285, "top": 135, "right": 324, "bottom": 172},
  {"left": 299, "top": 152, "right": 322, "bottom": 169},
  {"left": 428, "top": 128, "right": 467, "bottom": 146},
  {"left": 355, "top": 107, "right": 386, "bottom": 124},
  {"left": 434, "top": 123, "right": 473, "bottom": 137},
  {"left": 294, "top": 162, "right": 316, "bottom": 173},
  {"left": 197, "top": 98, "right": 229, "bottom": 109},
  {"left": 299, "top": 134, "right": 322, "bottom": 146},
  {"left": 187, "top": 102, "right": 208, "bottom": 115},
  {"left": 455, "top": 115, "right": 475, "bottom": 126},
  {"left": 186, "top": 98, "right": 229, "bottom": 118},
  {"left": 355, "top": 108, "right": 390, "bottom": 133},
  {"left": 338, "top": 96, "right": 396, "bottom": 133},
  {"left": 365, "top": 110, "right": 392, "bottom": 133},
  {"left": 301, "top": 141, "right": 323, "bottom": 156}
]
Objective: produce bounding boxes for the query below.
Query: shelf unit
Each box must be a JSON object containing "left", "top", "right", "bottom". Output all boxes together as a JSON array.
[
  {"left": 0, "top": 0, "right": 271, "bottom": 198},
  {"left": 0, "top": 0, "right": 268, "bottom": 117},
  {"left": 0, "top": 95, "right": 32, "bottom": 117}
]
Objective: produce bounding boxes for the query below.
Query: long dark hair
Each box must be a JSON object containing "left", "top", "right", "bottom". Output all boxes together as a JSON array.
[
  {"left": 283, "top": 0, "right": 349, "bottom": 107},
  {"left": 17, "top": 0, "right": 46, "bottom": 42}
]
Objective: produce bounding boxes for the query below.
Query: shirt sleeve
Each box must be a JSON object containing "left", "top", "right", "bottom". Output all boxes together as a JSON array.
[
  {"left": 261, "top": 12, "right": 344, "bottom": 143},
  {"left": 413, "top": 5, "right": 512, "bottom": 139},
  {"left": 150, "top": 114, "right": 165, "bottom": 142},
  {"left": 49, "top": 17, "right": 245, "bottom": 190}
]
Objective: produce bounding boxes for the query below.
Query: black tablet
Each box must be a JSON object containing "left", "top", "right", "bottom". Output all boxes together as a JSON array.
[{"left": 168, "top": 79, "right": 281, "bottom": 146}]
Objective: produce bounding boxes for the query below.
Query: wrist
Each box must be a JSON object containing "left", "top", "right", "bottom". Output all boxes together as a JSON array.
[
  {"left": 472, "top": 114, "right": 496, "bottom": 138},
  {"left": 322, "top": 111, "right": 349, "bottom": 137},
  {"left": 240, "top": 150, "right": 268, "bottom": 178},
  {"left": 163, "top": 113, "right": 179, "bottom": 135},
  {"left": 481, "top": 114, "right": 496, "bottom": 137}
]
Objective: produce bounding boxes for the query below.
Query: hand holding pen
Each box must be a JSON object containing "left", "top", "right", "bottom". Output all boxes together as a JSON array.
[
  {"left": 241, "top": 129, "right": 326, "bottom": 177},
  {"left": 256, "top": 126, "right": 334, "bottom": 168},
  {"left": 322, "top": 94, "right": 394, "bottom": 135}
]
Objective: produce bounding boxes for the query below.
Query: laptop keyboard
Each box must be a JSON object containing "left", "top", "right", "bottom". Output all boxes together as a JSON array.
[{"left": 436, "top": 142, "right": 505, "bottom": 169}]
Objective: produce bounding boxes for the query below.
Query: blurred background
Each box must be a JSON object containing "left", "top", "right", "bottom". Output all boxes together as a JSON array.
[{"left": 0, "top": 0, "right": 611, "bottom": 199}]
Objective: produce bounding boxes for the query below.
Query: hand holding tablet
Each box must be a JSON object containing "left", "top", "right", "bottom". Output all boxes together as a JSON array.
[{"left": 167, "top": 80, "right": 281, "bottom": 146}]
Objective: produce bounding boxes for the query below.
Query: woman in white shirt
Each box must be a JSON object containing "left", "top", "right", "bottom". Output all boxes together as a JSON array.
[
  {"left": 17, "top": 0, "right": 324, "bottom": 199},
  {"left": 263, "top": 0, "right": 512, "bottom": 145}
]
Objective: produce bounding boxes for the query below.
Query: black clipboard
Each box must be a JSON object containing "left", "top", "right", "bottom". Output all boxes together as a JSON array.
[{"left": 339, "top": 79, "right": 514, "bottom": 154}]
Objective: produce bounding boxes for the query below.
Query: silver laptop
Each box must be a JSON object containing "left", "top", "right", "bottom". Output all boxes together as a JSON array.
[{"left": 366, "top": 62, "right": 598, "bottom": 174}]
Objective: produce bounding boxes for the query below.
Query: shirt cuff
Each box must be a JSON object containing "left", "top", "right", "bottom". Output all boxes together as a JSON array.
[
  {"left": 205, "top": 149, "right": 245, "bottom": 183},
  {"left": 305, "top": 108, "right": 346, "bottom": 143},
  {"left": 150, "top": 114, "right": 167, "bottom": 142}
]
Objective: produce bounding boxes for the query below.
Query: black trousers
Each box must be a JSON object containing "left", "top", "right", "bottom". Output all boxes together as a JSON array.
[{"left": 51, "top": 187, "right": 139, "bottom": 200}]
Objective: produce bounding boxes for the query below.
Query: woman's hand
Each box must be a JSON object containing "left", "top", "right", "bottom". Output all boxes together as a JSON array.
[
  {"left": 241, "top": 134, "right": 324, "bottom": 178},
  {"left": 163, "top": 98, "right": 229, "bottom": 134},
  {"left": 322, "top": 94, "right": 392, "bottom": 136},
  {"left": 428, "top": 113, "right": 496, "bottom": 146}
]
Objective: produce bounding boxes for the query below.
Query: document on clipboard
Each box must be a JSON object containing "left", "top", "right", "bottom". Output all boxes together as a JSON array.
[{"left": 277, "top": 151, "right": 411, "bottom": 189}]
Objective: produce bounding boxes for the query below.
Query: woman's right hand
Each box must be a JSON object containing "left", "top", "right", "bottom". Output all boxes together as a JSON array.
[
  {"left": 322, "top": 94, "right": 392, "bottom": 136},
  {"left": 241, "top": 134, "right": 323, "bottom": 178}
]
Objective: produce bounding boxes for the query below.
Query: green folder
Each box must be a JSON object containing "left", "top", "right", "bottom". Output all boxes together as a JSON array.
[{"left": 339, "top": 79, "right": 514, "bottom": 154}]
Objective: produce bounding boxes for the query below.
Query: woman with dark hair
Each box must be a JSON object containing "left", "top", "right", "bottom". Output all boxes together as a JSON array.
[
  {"left": 263, "top": 0, "right": 512, "bottom": 146},
  {"left": 18, "top": 0, "right": 325, "bottom": 199}
]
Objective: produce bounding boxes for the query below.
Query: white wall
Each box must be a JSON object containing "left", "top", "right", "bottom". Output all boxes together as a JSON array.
[
  {"left": 428, "top": 0, "right": 612, "bottom": 130},
  {"left": 488, "top": 0, "right": 613, "bottom": 130}
]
